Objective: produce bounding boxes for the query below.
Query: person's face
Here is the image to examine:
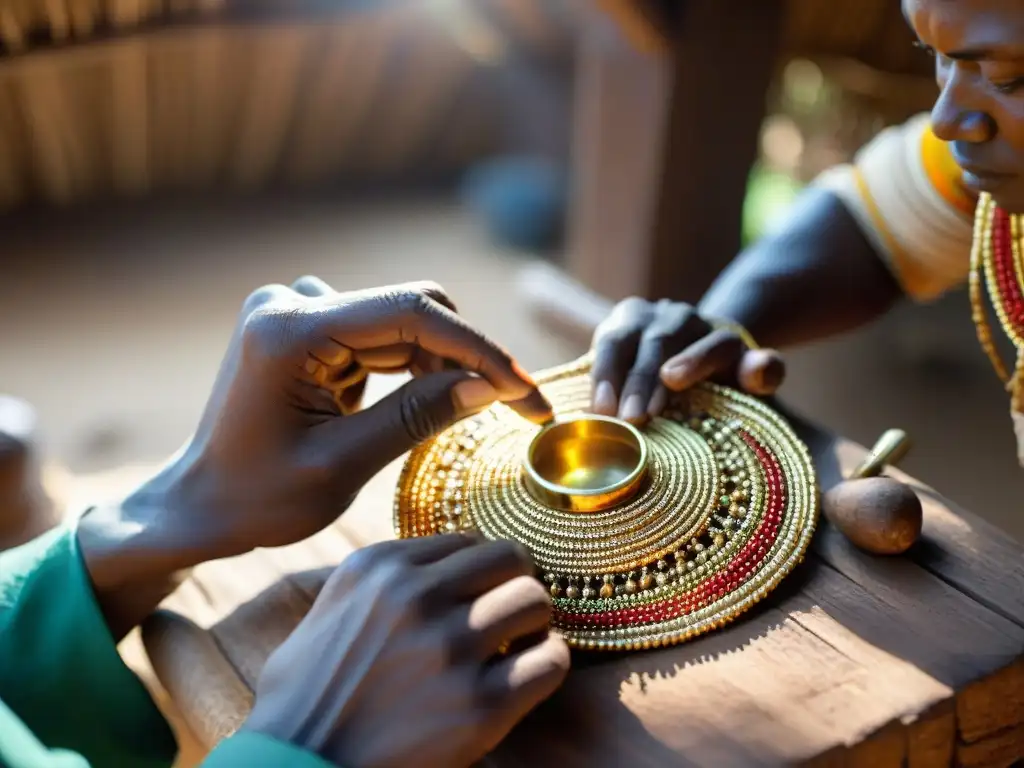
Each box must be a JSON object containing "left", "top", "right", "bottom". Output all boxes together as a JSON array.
[{"left": 904, "top": 0, "right": 1024, "bottom": 211}]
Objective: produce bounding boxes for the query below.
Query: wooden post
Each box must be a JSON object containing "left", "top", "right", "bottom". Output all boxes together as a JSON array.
[{"left": 567, "top": 0, "right": 786, "bottom": 304}]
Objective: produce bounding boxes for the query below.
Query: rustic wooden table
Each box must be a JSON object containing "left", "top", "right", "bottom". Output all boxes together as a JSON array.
[{"left": 141, "top": 395, "right": 1024, "bottom": 768}]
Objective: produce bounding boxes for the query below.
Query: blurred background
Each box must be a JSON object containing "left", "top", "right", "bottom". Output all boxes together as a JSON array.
[{"left": 0, "top": 0, "right": 1021, "bottom": 542}]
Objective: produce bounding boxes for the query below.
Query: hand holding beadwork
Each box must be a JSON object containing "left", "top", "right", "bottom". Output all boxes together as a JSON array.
[
  {"left": 243, "top": 535, "right": 570, "bottom": 767},
  {"left": 170, "top": 276, "right": 552, "bottom": 554},
  {"left": 80, "top": 276, "right": 553, "bottom": 625},
  {"left": 590, "top": 297, "right": 786, "bottom": 424}
]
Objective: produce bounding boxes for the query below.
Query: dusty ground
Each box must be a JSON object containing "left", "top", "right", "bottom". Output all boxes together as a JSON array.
[{"left": 2, "top": 194, "right": 1020, "bottom": 764}]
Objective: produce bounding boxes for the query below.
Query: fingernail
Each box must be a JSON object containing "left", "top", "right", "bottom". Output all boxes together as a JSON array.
[
  {"left": 507, "top": 389, "right": 555, "bottom": 425},
  {"left": 647, "top": 386, "right": 668, "bottom": 417},
  {"left": 452, "top": 377, "right": 499, "bottom": 416},
  {"left": 619, "top": 394, "right": 646, "bottom": 423},
  {"left": 511, "top": 360, "right": 538, "bottom": 388},
  {"left": 660, "top": 360, "right": 691, "bottom": 387},
  {"left": 592, "top": 380, "right": 616, "bottom": 415},
  {"left": 739, "top": 350, "right": 784, "bottom": 395},
  {"left": 761, "top": 362, "right": 784, "bottom": 392},
  {"left": 750, "top": 366, "right": 767, "bottom": 389}
]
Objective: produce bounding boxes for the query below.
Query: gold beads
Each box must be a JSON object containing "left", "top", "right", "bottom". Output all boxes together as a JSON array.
[
  {"left": 970, "top": 193, "right": 1024, "bottom": 408},
  {"left": 970, "top": 194, "right": 1011, "bottom": 382},
  {"left": 394, "top": 352, "right": 818, "bottom": 652},
  {"left": 968, "top": 193, "right": 1024, "bottom": 465}
]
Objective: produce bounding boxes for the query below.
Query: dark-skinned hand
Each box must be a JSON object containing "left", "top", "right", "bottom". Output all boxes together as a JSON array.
[
  {"left": 590, "top": 298, "right": 786, "bottom": 423},
  {"left": 150, "top": 276, "right": 553, "bottom": 560},
  {"left": 244, "top": 535, "right": 570, "bottom": 768}
]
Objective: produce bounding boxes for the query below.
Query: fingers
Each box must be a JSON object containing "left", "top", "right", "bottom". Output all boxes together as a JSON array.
[
  {"left": 313, "top": 370, "right": 496, "bottom": 485},
  {"left": 736, "top": 348, "right": 786, "bottom": 396},
  {"left": 408, "top": 348, "right": 450, "bottom": 377},
  {"left": 590, "top": 299, "right": 710, "bottom": 422},
  {"left": 501, "top": 389, "right": 556, "bottom": 426},
  {"left": 351, "top": 347, "right": 451, "bottom": 377},
  {"left": 289, "top": 278, "right": 458, "bottom": 311},
  {"left": 352, "top": 343, "right": 418, "bottom": 371},
  {"left": 420, "top": 540, "right": 535, "bottom": 605},
  {"left": 363, "top": 533, "right": 480, "bottom": 567},
  {"left": 659, "top": 331, "right": 785, "bottom": 396},
  {"left": 616, "top": 304, "right": 708, "bottom": 424},
  {"left": 412, "top": 280, "right": 459, "bottom": 314},
  {"left": 318, "top": 534, "right": 480, "bottom": 605},
  {"left": 291, "top": 275, "right": 335, "bottom": 298},
  {"left": 659, "top": 327, "right": 747, "bottom": 391},
  {"left": 306, "top": 286, "right": 552, "bottom": 424},
  {"left": 344, "top": 279, "right": 458, "bottom": 315},
  {"left": 589, "top": 298, "right": 649, "bottom": 416},
  {"left": 479, "top": 632, "right": 570, "bottom": 726},
  {"left": 240, "top": 279, "right": 551, "bottom": 423},
  {"left": 292, "top": 283, "right": 445, "bottom": 375},
  {"left": 461, "top": 575, "right": 552, "bottom": 660},
  {"left": 589, "top": 296, "right": 791, "bottom": 420}
]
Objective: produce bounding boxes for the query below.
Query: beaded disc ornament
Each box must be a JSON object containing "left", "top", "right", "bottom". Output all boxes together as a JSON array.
[{"left": 394, "top": 354, "right": 819, "bottom": 651}]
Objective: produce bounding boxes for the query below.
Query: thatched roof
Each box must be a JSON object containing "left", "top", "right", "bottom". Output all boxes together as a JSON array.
[{"left": 0, "top": 0, "right": 934, "bottom": 209}]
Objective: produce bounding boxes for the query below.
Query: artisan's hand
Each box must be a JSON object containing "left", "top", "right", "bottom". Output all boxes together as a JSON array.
[
  {"left": 590, "top": 298, "right": 785, "bottom": 423},
  {"left": 78, "top": 277, "right": 551, "bottom": 638},
  {"left": 244, "top": 535, "right": 570, "bottom": 768},
  {"left": 171, "top": 276, "right": 552, "bottom": 555}
]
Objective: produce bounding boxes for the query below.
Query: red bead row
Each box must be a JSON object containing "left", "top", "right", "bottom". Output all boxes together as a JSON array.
[
  {"left": 553, "top": 430, "right": 786, "bottom": 630},
  {"left": 990, "top": 206, "right": 1024, "bottom": 335}
]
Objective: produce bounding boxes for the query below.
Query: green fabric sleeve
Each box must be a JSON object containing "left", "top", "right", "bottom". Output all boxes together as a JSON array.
[
  {"left": 0, "top": 521, "right": 177, "bottom": 768},
  {"left": 0, "top": 698, "right": 89, "bottom": 768},
  {"left": 202, "top": 732, "right": 335, "bottom": 768}
]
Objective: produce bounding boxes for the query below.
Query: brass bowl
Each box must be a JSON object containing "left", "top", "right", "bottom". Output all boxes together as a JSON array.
[{"left": 522, "top": 414, "right": 648, "bottom": 512}]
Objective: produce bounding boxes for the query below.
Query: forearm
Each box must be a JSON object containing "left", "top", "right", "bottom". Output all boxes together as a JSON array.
[
  {"left": 698, "top": 187, "right": 904, "bottom": 349},
  {"left": 77, "top": 466, "right": 209, "bottom": 641}
]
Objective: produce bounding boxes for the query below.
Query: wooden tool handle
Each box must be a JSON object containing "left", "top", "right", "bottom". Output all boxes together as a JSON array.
[{"left": 850, "top": 428, "right": 912, "bottom": 479}]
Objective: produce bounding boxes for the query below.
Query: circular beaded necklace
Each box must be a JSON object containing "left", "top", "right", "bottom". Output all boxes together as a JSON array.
[
  {"left": 394, "top": 354, "right": 819, "bottom": 651},
  {"left": 969, "top": 192, "right": 1024, "bottom": 425}
]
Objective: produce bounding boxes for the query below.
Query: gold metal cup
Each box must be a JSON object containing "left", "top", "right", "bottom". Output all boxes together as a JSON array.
[{"left": 522, "top": 414, "right": 648, "bottom": 512}]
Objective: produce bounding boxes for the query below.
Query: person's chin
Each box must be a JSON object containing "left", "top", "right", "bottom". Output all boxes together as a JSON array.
[
  {"left": 990, "top": 189, "right": 1024, "bottom": 215},
  {"left": 964, "top": 172, "right": 1024, "bottom": 213}
]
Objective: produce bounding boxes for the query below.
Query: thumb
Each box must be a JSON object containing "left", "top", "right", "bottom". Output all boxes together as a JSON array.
[
  {"left": 314, "top": 370, "right": 498, "bottom": 487},
  {"left": 736, "top": 348, "right": 786, "bottom": 396}
]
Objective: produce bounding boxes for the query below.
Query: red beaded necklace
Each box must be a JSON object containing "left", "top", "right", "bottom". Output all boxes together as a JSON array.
[{"left": 970, "top": 193, "right": 1024, "bottom": 454}]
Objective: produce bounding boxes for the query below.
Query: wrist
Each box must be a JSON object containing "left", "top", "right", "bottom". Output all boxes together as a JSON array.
[
  {"left": 697, "top": 288, "right": 762, "bottom": 338},
  {"left": 76, "top": 463, "right": 212, "bottom": 640}
]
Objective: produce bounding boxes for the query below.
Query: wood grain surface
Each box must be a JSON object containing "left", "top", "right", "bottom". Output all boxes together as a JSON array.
[{"left": 139, "top": 401, "right": 1024, "bottom": 767}]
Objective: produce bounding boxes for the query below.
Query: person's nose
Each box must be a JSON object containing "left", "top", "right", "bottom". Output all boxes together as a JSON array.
[{"left": 930, "top": 64, "right": 994, "bottom": 144}]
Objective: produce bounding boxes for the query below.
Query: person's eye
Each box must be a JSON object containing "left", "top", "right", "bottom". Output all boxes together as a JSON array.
[
  {"left": 993, "top": 77, "right": 1024, "bottom": 94},
  {"left": 913, "top": 41, "right": 936, "bottom": 57}
]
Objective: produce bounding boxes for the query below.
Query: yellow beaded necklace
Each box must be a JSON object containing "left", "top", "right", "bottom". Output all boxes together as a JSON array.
[{"left": 969, "top": 192, "right": 1024, "bottom": 456}]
